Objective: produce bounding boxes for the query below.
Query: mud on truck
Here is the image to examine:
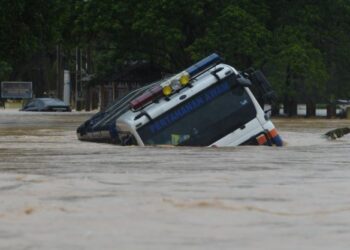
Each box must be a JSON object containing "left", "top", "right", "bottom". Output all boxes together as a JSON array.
[{"left": 77, "top": 53, "right": 283, "bottom": 147}]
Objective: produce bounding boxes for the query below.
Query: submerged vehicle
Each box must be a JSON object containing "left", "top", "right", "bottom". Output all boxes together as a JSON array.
[
  {"left": 21, "top": 98, "right": 71, "bottom": 112},
  {"left": 77, "top": 53, "right": 283, "bottom": 147}
]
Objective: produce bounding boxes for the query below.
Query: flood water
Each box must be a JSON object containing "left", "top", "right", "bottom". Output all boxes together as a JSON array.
[{"left": 0, "top": 110, "right": 350, "bottom": 250}]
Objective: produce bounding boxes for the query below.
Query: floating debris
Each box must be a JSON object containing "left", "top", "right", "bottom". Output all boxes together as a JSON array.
[{"left": 325, "top": 127, "right": 350, "bottom": 139}]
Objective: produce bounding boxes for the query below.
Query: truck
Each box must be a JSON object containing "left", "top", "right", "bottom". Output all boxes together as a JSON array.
[{"left": 77, "top": 53, "right": 283, "bottom": 147}]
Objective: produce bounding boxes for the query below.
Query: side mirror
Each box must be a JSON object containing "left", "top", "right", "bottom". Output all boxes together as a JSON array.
[
  {"left": 250, "top": 70, "right": 276, "bottom": 103},
  {"left": 236, "top": 74, "right": 252, "bottom": 87}
]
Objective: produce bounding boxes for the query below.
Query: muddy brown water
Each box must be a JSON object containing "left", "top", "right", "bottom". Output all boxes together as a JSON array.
[{"left": 0, "top": 110, "right": 350, "bottom": 250}]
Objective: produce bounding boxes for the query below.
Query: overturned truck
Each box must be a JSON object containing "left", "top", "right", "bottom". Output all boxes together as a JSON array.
[{"left": 77, "top": 53, "right": 283, "bottom": 147}]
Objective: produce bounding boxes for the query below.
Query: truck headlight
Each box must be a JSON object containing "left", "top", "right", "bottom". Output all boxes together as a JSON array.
[
  {"left": 179, "top": 73, "right": 190, "bottom": 86},
  {"left": 162, "top": 85, "right": 173, "bottom": 96}
]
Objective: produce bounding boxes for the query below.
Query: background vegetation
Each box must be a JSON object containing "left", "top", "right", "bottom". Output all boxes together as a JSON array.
[{"left": 1, "top": 0, "right": 350, "bottom": 114}]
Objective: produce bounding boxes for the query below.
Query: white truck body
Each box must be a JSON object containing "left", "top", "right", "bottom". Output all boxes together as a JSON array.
[{"left": 115, "top": 62, "right": 282, "bottom": 147}]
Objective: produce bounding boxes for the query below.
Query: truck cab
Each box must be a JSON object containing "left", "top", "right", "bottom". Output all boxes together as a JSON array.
[{"left": 114, "top": 54, "right": 283, "bottom": 147}]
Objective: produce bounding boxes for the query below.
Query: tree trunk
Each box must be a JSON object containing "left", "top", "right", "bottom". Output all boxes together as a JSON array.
[
  {"left": 289, "top": 98, "right": 297, "bottom": 116},
  {"left": 327, "top": 104, "right": 336, "bottom": 118},
  {"left": 306, "top": 101, "right": 316, "bottom": 117},
  {"left": 85, "top": 86, "right": 91, "bottom": 111},
  {"left": 283, "top": 96, "right": 297, "bottom": 116},
  {"left": 283, "top": 95, "right": 289, "bottom": 115},
  {"left": 99, "top": 84, "right": 105, "bottom": 111},
  {"left": 271, "top": 103, "right": 280, "bottom": 116}
]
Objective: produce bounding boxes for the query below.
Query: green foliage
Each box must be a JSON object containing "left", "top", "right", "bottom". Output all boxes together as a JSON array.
[
  {"left": 267, "top": 26, "right": 328, "bottom": 100},
  {"left": 0, "top": 61, "right": 12, "bottom": 79},
  {"left": 1, "top": 0, "right": 350, "bottom": 106},
  {"left": 188, "top": 4, "right": 271, "bottom": 68},
  {"left": 0, "top": 0, "right": 62, "bottom": 79}
]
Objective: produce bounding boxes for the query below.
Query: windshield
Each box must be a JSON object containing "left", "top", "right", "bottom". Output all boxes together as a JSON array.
[
  {"left": 137, "top": 76, "right": 257, "bottom": 146},
  {"left": 39, "top": 98, "right": 66, "bottom": 106}
]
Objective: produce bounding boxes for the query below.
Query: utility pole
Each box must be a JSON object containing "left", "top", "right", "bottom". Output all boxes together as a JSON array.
[
  {"left": 75, "top": 47, "right": 78, "bottom": 110},
  {"left": 75, "top": 47, "right": 82, "bottom": 110},
  {"left": 56, "top": 44, "right": 60, "bottom": 98}
]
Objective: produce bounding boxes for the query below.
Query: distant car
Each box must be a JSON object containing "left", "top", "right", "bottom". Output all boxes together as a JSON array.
[{"left": 21, "top": 98, "right": 71, "bottom": 112}]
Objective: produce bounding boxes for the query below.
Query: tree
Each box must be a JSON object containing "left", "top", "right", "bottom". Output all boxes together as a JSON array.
[
  {"left": 1, "top": 0, "right": 350, "bottom": 112},
  {"left": 262, "top": 1, "right": 332, "bottom": 116},
  {"left": 266, "top": 26, "right": 328, "bottom": 116},
  {"left": 188, "top": 3, "right": 271, "bottom": 69}
]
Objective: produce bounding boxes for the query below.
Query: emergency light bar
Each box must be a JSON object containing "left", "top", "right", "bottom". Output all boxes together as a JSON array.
[
  {"left": 130, "top": 85, "right": 163, "bottom": 110},
  {"left": 130, "top": 53, "right": 223, "bottom": 111},
  {"left": 186, "top": 53, "right": 222, "bottom": 77}
]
